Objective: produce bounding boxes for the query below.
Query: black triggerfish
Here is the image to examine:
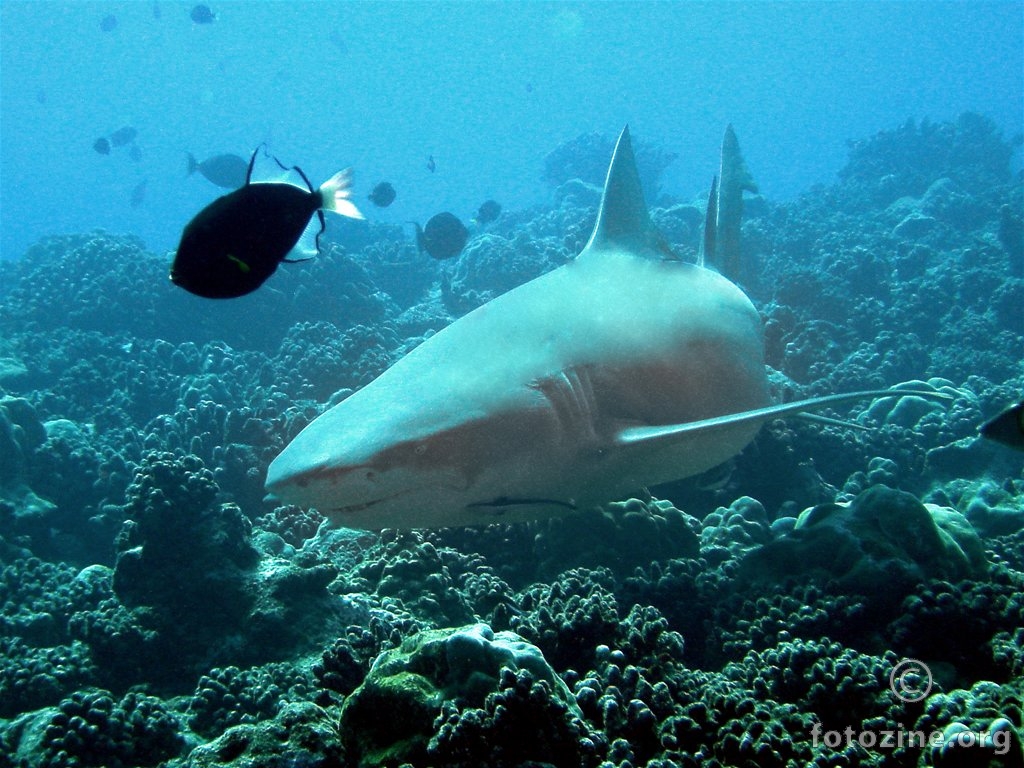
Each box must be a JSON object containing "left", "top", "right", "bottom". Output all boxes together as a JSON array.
[
  {"left": 412, "top": 212, "right": 468, "bottom": 260},
  {"left": 170, "top": 149, "right": 364, "bottom": 299},
  {"left": 474, "top": 199, "right": 501, "bottom": 225}
]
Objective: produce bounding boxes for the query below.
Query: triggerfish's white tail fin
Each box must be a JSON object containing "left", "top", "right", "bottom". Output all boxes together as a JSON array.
[{"left": 320, "top": 169, "right": 365, "bottom": 220}]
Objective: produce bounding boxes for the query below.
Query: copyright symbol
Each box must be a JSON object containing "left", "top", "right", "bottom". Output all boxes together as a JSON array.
[{"left": 890, "top": 658, "right": 932, "bottom": 703}]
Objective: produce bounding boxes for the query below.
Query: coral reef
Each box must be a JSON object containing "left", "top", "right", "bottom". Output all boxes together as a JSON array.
[
  {"left": 7, "top": 689, "right": 184, "bottom": 768},
  {"left": 738, "top": 485, "right": 988, "bottom": 611},
  {"left": 510, "top": 567, "right": 620, "bottom": 671},
  {"left": 0, "top": 114, "right": 1021, "bottom": 767},
  {"left": 182, "top": 702, "right": 343, "bottom": 768},
  {"left": 187, "top": 663, "right": 314, "bottom": 739},
  {"left": 339, "top": 623, "right": 578, "bottom": 766},
  {"left": 442, "top": 231, "right": 565, "bottom": 315},
  {"left": 113, "top": 453, "right": 259, "bottom": 656},
  {"left": 430, "top": 667, "right": 600, "bottom": 768}
]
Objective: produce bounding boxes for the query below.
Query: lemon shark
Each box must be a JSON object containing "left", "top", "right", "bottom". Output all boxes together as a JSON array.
[{"left": 266, "top": 126, "right": 941, "bottom": 530}]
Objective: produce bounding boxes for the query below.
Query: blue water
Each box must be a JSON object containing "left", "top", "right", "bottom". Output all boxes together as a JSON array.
[{"left": 1, "top": 1, "right": 1021, "bottom": 261}]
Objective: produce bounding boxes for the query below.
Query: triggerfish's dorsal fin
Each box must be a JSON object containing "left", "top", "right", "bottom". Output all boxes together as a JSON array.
[
  {"left": 707, "top": 124, "right": 758, "bottom": 279},
  {"left": 583, "top": 125, "right": 674, "bottom": 261},
  {"left": 980, "top": 399, "right": 1024, "bottom": 451},
  {"left": 244, "top": 146, "right": 259, "bottom": 185}
]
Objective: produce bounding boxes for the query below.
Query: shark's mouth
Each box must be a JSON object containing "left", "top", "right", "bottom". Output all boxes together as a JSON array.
[
  {"left": 327, "top": 498, "right": 385, "bottom": 516},
  {"left": 466, "top": 496, "right": 578, "bottom": 511},
  {"left": 323, "top": 479, "right": 459, "bottom": 517},
  {"left": 328, "top": 494, "right": 579, "bottom": 519}
]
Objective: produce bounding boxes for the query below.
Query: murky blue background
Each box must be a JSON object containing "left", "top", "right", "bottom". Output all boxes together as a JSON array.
[{"left": 1, "top": 1, "right": 1022, "bottom": 261}]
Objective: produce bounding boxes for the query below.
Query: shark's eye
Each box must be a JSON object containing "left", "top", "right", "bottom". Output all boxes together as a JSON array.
[{"left": 414, "top": 443, "right": 427, "bottom": 456}]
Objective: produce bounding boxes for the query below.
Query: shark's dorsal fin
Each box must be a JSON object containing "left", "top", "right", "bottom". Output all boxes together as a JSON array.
[
  {"left": 583, "top": 125, "right": 674, "bottom": 261},
  {"left": 698, "top": 175, "right": 718, "bottom": 269}
]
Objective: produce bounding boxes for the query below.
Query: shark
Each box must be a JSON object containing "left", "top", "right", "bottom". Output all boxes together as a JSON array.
[{"left": 265, "top": 126, "right": 944, "bottom": 530}]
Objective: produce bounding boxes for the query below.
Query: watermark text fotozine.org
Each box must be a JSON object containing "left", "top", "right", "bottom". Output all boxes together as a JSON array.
[
  {"left": 810, "top": 721, "right": 1014, "bottom": 755},
  {"left": 810, "top": 658, "right": 1014, "bottom": 756}
]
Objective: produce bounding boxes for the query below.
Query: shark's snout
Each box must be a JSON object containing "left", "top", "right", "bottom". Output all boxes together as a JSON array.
[
  {"left": 266, "top": 452, "right": 359, "bottom": 506},
  {"left": 266, "top": 439, "right": 460, "bottom": 518}
]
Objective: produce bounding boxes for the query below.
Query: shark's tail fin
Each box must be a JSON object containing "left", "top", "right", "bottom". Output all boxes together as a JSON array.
[{"left": 704, "top": 125, "right": 758, "bottom": 279}]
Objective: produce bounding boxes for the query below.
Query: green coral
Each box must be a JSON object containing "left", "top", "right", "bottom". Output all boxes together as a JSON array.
[
  {"left": 339, "top": 623, "right": 577, "bottom": 767},
  {"left": 183, "top": 702, "right": 343, "bottom": 768}
]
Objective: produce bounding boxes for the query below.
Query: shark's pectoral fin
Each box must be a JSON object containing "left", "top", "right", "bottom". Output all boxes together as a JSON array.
[
  {"left": 615, "top": 388, "right": 953, "bottom": 449},
  {"left": 616, "top": 412, "right": 761, "bottom": 448},
  {"left": 794, "top": 412, "right": 871, "bottom": 431}
]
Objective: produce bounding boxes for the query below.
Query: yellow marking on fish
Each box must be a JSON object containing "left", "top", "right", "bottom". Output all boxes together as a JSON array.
[{"left": 227, "top": 254, "right": 250, "bottom": 273}]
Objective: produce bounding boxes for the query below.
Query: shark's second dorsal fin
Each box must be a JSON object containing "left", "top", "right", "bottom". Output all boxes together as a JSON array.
[
  {"left": 583, "top": 126, "right": 674, "bottom": 260},
  {"left": 698, "top": 175, "right": 718, "bottom": 269}
]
